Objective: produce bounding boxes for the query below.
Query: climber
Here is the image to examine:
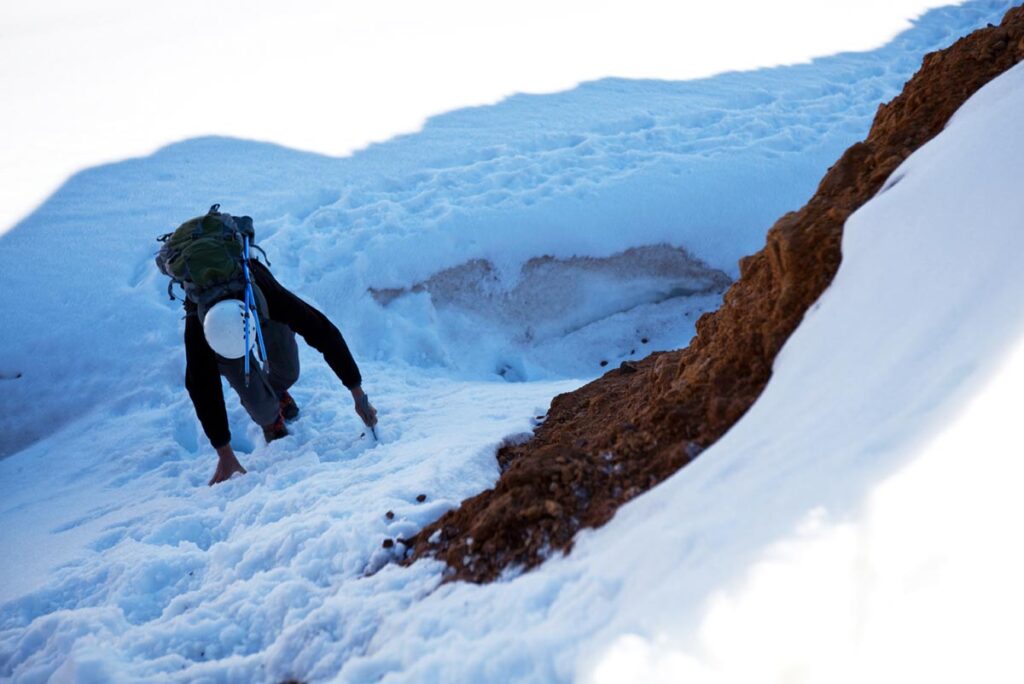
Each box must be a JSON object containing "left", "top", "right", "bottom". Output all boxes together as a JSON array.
[{"left": 156, "top": 205, "right": 377, "bottom": 485}]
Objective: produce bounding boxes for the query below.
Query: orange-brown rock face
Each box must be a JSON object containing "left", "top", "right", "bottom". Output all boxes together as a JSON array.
[{"left": 409, "top": 6, "right": 1024, "bottom": 583}]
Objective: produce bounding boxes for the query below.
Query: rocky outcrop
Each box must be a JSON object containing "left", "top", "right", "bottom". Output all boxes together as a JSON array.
[{"left": 408, "top": 6, "right": 1024, "bottom": 583}]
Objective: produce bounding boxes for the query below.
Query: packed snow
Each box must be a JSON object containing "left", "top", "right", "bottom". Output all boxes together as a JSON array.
[{"left": 2, "top": 1, "right": 1022, "bottom": 682}]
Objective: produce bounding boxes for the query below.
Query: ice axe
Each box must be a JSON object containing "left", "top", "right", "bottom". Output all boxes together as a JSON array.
[
  {"left": 357, "top": 392, "right": 378, "bottom": 441},
  {"left": 241, "top": 234, "right": 268, "bottom": 388}
]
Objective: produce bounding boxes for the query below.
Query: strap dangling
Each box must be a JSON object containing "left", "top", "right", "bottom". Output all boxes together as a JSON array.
[{"left": 251, "top": 243, "right": 271, "bottom": 267}]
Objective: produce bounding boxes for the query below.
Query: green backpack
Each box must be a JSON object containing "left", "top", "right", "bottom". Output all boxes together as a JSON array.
[{"left": 156, "top": 204, "right": 263, "bottom": 305}]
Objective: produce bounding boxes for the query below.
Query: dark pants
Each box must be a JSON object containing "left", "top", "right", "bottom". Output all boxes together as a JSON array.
[{"left": 218, "top": 320, "right": 299, "bottom": 427}]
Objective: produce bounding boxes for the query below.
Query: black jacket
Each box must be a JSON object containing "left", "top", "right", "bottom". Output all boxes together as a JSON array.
[{"left": 184, "top": 261, "right": 361, "bottom": 448}]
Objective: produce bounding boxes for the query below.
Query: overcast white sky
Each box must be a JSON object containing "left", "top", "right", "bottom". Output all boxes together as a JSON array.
[{"left": 0, "top": 0, "right": 963, "bottom": 235}]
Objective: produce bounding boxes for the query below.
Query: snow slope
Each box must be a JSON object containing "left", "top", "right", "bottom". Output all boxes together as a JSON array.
[
  {"left": 0, "top": 1, "right": 1012, "bottom": 458},
  {"left": 348, "top": 58, "right": 1024, "bottom": 684},
  {"left": 1, "top": 1, "right": 1022, "bottom": 682}
]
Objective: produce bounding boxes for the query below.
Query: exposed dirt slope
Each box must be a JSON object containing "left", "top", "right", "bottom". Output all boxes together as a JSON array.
[{"left": 409, "top": 7, "right": 1024, "bottom": 583}]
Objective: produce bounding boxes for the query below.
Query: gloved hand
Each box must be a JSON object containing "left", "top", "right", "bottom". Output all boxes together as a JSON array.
[{"left": 351, "top": 386, "right": 378, "bottom": 428}]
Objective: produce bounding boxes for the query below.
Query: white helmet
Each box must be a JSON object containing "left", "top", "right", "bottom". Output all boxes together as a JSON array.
[{"left": 203, "top": 299, "right": 254, "bottom": 359}]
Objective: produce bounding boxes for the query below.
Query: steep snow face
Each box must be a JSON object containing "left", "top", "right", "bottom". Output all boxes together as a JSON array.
[
  {"left": 1, "top": 4, "right": 1021, "bottom": 684},
  {"left": 4, "top": 57, "right": 1020, "bottom": 683},
  {"left": 576, "top": 60, "right": 1024, "bottom": 683},
  {"left": 336, "top": 59, "right": 1024, "bottom": 684}
]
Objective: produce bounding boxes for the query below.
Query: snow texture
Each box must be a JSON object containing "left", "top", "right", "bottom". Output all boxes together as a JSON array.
[
  {"left": 0, "top": 0, "right": 983, "bottom": 238},
  {"left": 1, "top": 1, "right": 1009, "bottom": 458},
  {"left": 1, "top": 1, "right": 1022, "bottom": 682}
]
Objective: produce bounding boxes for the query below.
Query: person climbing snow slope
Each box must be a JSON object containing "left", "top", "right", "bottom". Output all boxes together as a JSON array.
[{"left": 157, "top": 205, "right": 378, "bottom": 485}]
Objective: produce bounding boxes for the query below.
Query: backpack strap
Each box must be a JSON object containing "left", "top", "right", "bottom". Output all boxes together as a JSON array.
[
  {"left": 249, "top": 243, "right": 271, "bottom": 267},
  {"left": 167, "top": 278, "right": 185, "bottom": 301}
]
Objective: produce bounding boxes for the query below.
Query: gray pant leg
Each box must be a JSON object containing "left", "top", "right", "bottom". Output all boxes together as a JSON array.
[
  {"left": 218, "top": 320, "right": 300, "bottom": 427},
  {"left": 262, "top": 319, "right": 300, "bottom": 395}
]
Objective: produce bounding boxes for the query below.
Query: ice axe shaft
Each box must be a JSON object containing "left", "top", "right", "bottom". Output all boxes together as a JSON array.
[
  {"left": 357, "top": 393, "right": 378, "bottom": 441},
  {"left": 241, "top": 234, "right": 268, "bottom": 387}
]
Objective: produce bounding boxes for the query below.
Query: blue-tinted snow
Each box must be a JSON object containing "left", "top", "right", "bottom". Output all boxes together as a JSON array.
[{"left": 1, "top": 2, "right": 1021, "bottom": 681}]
